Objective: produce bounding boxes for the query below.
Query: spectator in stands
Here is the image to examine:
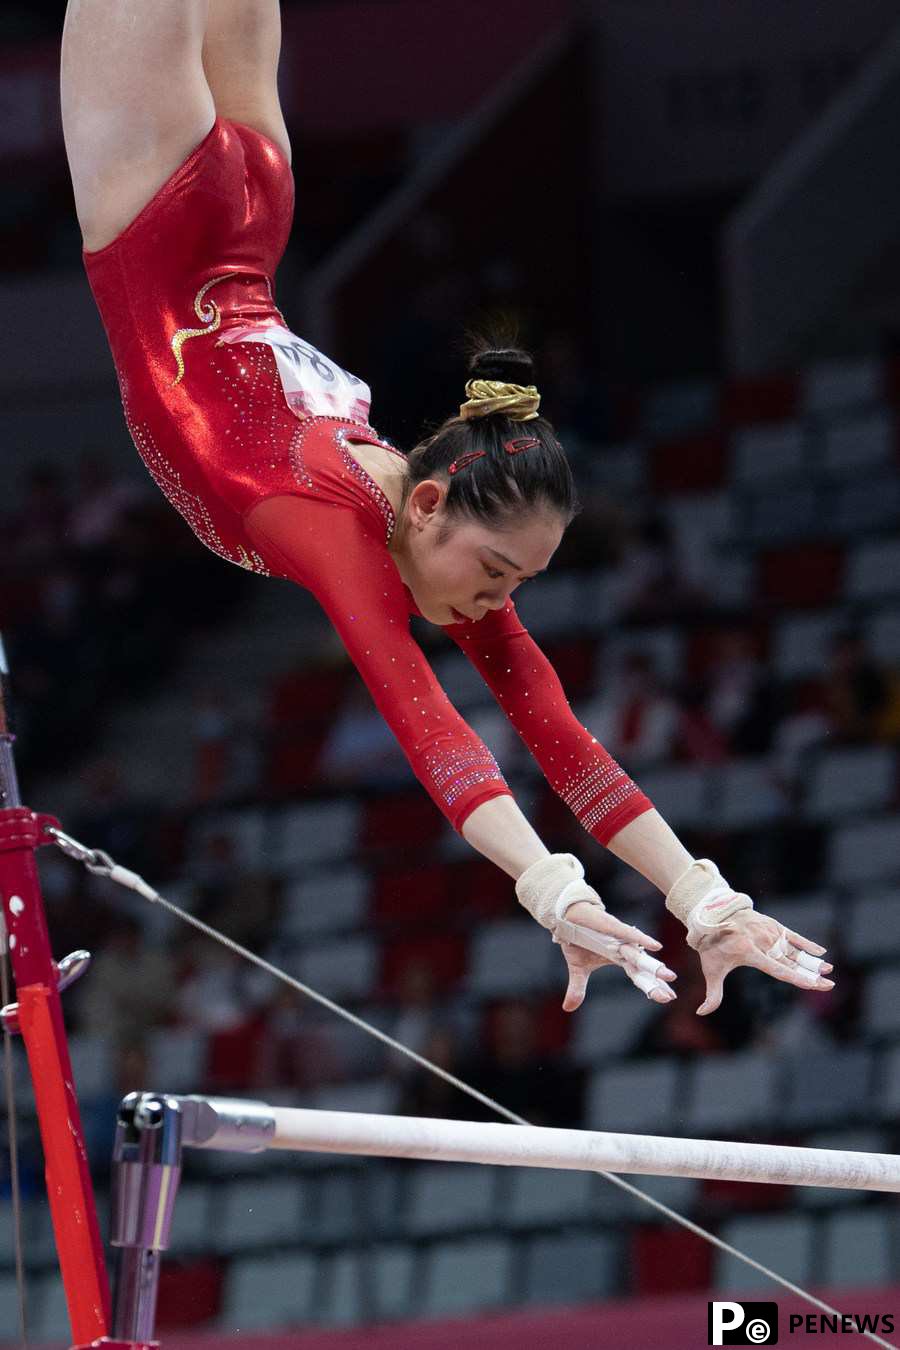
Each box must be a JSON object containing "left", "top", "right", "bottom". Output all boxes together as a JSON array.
[
  {"left": 825, "top": 628, "right": 898, "bottom": 743},
  {"left": 771, "top": 679, "right": 831, "bottom": 800},
  {"left": 704, "top": 627, "right": 781, "bottom": 754},
  {"left": 397, "top": 1025, "right": 473, "bottom": 1121},
  {"left": 386, "top": 958, "right": 474, "bottom": 1090},
  {"left": 78, "top": 916, "right": 174, "bottom": 1043},
  {"left": 8, "top": 462, "right": 69, "bottom": 569},
  {"left": 674, "top": 679, "right": 730, "bottom": 764},
  {"left": 581, "top": 651, "right": 679, "bottom": 768},
  {"left": 458, "top": 999, "right": 584, "bottom": 1128},
  {"left": 614, "top": 514, "right": 708, "bottom": 621},
  {"left": 68, "top": 450, "right": 145, "bottom": 557}
]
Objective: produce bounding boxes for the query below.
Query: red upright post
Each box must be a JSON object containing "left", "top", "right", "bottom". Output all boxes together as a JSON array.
[{"left": 0, "top": 636, "right": 112, "bottom": 1346}]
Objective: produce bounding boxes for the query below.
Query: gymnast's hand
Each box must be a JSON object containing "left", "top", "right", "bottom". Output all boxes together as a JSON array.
[
  {"left": 514, "top": 853, "right": 677, "bottom": 1011},
  {"left": 665, "top": 859, "right": 835, "bottom": 1015}
]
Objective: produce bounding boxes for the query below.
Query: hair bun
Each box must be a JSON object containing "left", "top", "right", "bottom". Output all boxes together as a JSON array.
[{"left": 469, "top": 346, "right": 535, "bottom": 387}]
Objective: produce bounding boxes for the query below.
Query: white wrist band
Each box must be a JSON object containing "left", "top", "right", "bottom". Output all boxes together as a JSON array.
[
  {"left": 515, "top": 854, "right": 606, "bottom": 932},
  {"left": 666, "top": 858, "right": 753, "bottom": 944}
]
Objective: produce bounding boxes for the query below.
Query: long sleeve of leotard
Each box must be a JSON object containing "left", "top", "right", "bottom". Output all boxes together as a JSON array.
[
  {"left": 243, "top": 495, "right": 514, "bottom": 832},
  {"left": 445, "top": 601, "right": 653, "bottom": 845}
]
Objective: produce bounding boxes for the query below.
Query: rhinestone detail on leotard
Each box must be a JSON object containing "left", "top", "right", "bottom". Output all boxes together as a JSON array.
[
  {"left": 121, "top": 389, "right": 269, "bottom": 575},
  {"left": 335, "top": 425, "right": 400, "bottom": 544},
  {"left": 425, "top": 744, "right": 507, "bottom": 807},
  {"left": 559, "top": 759, "right": 641, "bottom": 833}
]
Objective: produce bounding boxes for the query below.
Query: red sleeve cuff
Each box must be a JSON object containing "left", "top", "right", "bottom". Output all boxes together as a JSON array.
[
  {"left": 590, "top": 791, "right": 654, "bottom": 846},
  {"left": 453, "top": 784, "right": 515, "bottom": 835}
]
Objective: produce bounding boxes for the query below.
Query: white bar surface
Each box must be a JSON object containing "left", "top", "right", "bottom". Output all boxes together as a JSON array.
[{"left": 264, "top": 1107, "right": 900, "bottom": 1193}]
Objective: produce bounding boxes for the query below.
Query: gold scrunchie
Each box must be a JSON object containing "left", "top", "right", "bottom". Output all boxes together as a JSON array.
[{"left": 459, "top": 379, "right": 541, "bottom": 422}]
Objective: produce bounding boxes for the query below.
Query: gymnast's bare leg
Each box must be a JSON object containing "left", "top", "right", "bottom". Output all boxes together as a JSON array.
[
  {"left": 62, "top": 1, "right": 290, "bottom": 254},
  {"left": 202, "top": 0, "right": 292, "bottom": 164},
  {"left": 61, "top": 0, "right": 215, "bottom": 253}
]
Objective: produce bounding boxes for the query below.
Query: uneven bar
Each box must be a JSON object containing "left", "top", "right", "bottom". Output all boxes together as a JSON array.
[{"left": 181, "top": 1098, "right": 900, "bottom": 1192}]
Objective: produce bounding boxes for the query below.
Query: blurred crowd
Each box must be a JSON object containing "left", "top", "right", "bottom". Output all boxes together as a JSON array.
[
  {"left": 3, "top": 423, "right": 895, "bottom": 1170},
  {"left": 0, "top": 454, "right": 250, "bottom": 782}
]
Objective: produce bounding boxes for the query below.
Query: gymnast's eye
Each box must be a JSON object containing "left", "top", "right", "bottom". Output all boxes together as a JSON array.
[{"left": 484, "top": 566, "right": 505, "bottom": 580}]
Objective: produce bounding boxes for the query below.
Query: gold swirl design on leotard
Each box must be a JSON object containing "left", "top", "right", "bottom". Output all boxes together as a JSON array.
[{"left": 170, "top": 275, "right": 232, "bottom": 386}]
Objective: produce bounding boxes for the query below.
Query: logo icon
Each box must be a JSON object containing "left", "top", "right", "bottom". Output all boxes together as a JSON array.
[{"left": 709, "top": 1301, "right": 779, "bottom": 1345}]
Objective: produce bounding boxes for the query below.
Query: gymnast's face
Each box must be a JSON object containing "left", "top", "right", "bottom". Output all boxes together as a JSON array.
[{"left": 395, "top": 479, "right": 565, "bottom": 626}]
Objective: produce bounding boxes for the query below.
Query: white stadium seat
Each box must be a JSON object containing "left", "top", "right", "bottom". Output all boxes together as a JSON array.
[
  {"left": 420, "top": 1236, "right": 513, "bottom": 1318},
  {"left": 217, "top": 1176, "right": 305, "bottom": 1252},
  {"left": 30, "top": 1273, "right": 72, "bottom": 1342},
  {"left": 641, "top": 377, "right": 718, "bottom": 437},
  {"left": 168, "top": 1184, "right": 213, "bottom": 1253},
  {"left": 314, "top": 1172, "right": 361, "bottom": 1243},
  {"left": 822, "top": 1208, "right": 893, "bottom": 1286},
  {"left": 273, "top": 800, "right": 359, "bottom": 869},
  {"left": 871, "top": 605, "right": 900, "bottom": 663},
  {"left": 586, "top": 1058, "right": 680, "bottom": 1133},
  {"left": 318, "top": 1249, "right": 363, "bottom": 1325},
  {"left": 820, "top": 409, "right": 893, "bottom": 475},
  {"left": 634, "top": 764, "right": 710, "bottom": 830},
  {"left": 805, "top": 746, "right": 895, "bottom": 821},
  {"left": 781, "top": 1048, "right": 873, "bottom": 1128},
  {"left": 732, "top": 421, "right": 805, "bottom": 483},
  {"left": 513, "top": 572, "right": 585, "bottom": 638},
  {"left": 522, "top": 1230, "right": 620, "bottom": 1304},
  {"left": 406, "top": 1163, "right": 496, "bottom": 1236},
  {"left": 684, "top": 1051, "right": 778, "bottom": 1134},
  {"left": 845, "top": 539, "right": 900, "bottom": 601},
  {"left": 707, "top": 759, "right": 787, "bottom": 830},
  {"left": 863, "top": 965, "right": 900, "bottom": 1038},
  {"left": 147, "top": 1026, "right": 206, "bottom": 1092},
  {"left": 877, "top": 1043, "right": 900, "bottom": 1118},
  {"left": 830, "top": 816, "right": 900, "bottom": 886},
  {"left": 503, "top": 1166, "right": 596, "bottom": 1229},
  {"left": 220, "top": 1252, "right": 317, "bottom": 1330},
  {"left": 846, "top": 889, "right": 900, "bottom": 962},
  {"left": 370, "top": 1242, "right": 416, "bottom": 1321},
  {"left": 282, "top": 866, "right": 369, "bottom": 936},
  {"left": 570, "top": 990, "right": 658, "bottom": 1066},
  {"left": 714, "top": 1214, "right": 814, "bottom": 1292},
  {"left": 802, "top": 357, "right": 883, "bottom": 415},
  {"left": 298, "top": 934, "right": 377, "bottom": 1001},
  {"left": 469, "top": 919, "right": 555, "bottom": 996},
  {"left": 773, "top": 611, "right": 840, "bottom": 678},
  {"left": 310, "top": 1079, "right": 399, "bottom": 1116},
  {"left": 67, "top": 1033, "right": 115, "bottom": 1102},
  {"left": 612, "top": 1172, "right": 701, "bottom": 1222}
]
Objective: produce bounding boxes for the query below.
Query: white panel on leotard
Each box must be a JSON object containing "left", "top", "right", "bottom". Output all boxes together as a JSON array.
[{"left": 218, "top": 324, "right": 372, "bottom": 423}]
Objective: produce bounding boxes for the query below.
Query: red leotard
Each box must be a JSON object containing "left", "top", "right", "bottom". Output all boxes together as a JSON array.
[{"left": 83, "top": 118, "right": 652, "bottom": 840}]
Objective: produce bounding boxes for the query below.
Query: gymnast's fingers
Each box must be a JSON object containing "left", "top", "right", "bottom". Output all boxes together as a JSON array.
[
  {"left": 781, "top": 925, "right": 828, "bottom": 957},
  {"left": 748, "top": 946, "right": 835, "bottom": 993}
]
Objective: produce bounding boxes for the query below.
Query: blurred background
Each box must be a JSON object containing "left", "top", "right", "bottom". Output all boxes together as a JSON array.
[{"left": 2, "top": 0, "right": 900, "bottom": 1344}]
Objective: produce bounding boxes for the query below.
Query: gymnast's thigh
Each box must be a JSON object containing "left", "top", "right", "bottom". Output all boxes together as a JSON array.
[{"left": 61, "top": 0, "right": 216, "bottom": 252}]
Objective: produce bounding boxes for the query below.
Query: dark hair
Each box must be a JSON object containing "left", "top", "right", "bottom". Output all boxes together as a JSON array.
[{"left": 400, "top": 342, "right": 580, "bottom": 532}]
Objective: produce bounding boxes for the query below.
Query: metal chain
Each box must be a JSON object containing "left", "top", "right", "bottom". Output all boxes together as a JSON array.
[{"left": 43, "top": 823, "right": 897, "bottom": 1349}]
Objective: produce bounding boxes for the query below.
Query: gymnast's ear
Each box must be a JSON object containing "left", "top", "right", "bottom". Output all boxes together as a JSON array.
[{"left": 406, "top": 478, "right": 446, "bottom": 527}]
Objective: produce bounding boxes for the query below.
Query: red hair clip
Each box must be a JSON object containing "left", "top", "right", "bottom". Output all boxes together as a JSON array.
[
  {"left": 448, "top": 450, "right": 487, "bottom": 475},
  {"left": 504, "top": 436, "right": 541, "bottom": 456}
]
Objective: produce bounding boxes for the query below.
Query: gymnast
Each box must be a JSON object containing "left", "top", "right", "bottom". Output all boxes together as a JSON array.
[{"left": 62, "top": 0, "right": 834, "bottom": 1013}]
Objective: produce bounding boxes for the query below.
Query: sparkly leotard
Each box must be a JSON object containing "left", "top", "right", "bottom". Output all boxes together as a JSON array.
[{"left": 83, "top": 119, "right": 652, "bottom": 839}]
